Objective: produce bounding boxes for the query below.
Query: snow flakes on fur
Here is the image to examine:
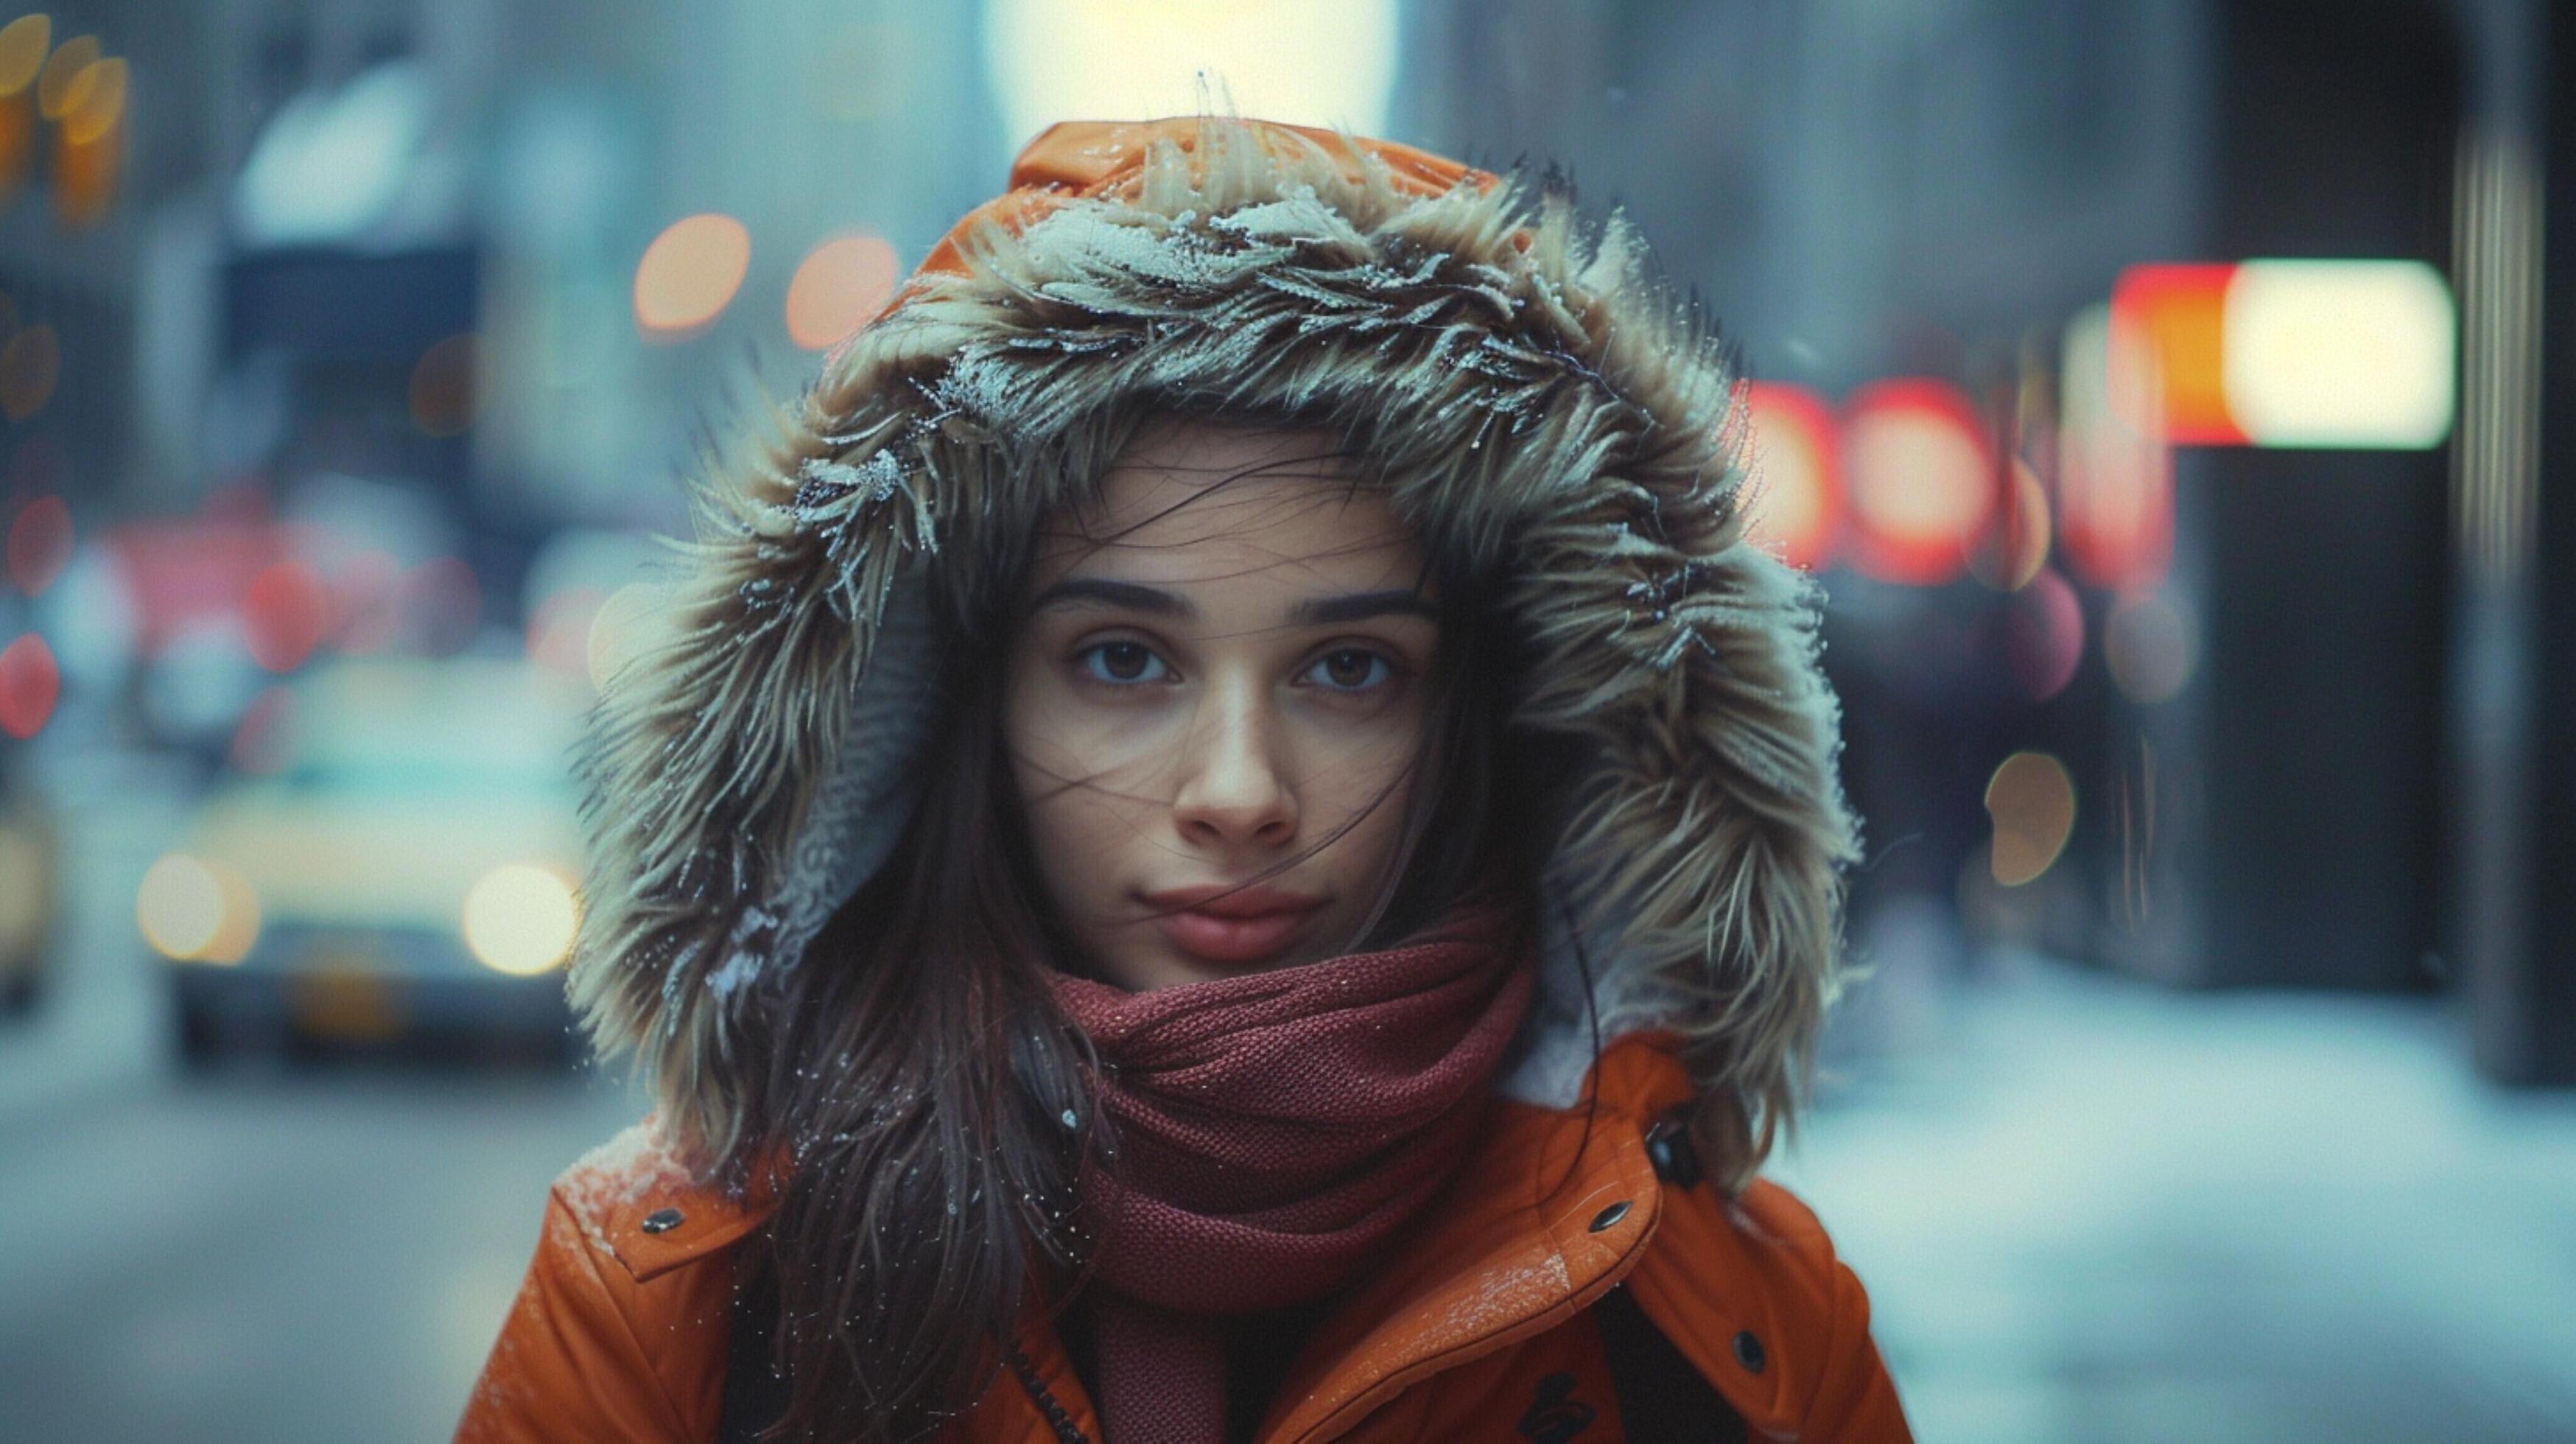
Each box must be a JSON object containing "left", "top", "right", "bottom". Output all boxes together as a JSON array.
[{"left": 569, "top": 119, "right": 1859, "bottom": 1191}]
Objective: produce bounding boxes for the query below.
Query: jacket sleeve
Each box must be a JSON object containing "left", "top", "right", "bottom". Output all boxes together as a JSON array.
[
  {"left": 455, "top": 1190, "right": 701, "bottom": 1444},
  {"left": 1801, "top": 1252, "right": 1912, "bottom": 1443}
]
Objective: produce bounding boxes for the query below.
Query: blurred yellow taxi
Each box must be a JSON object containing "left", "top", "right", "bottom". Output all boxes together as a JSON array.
[{"left": 150, "top": 656, "right": 588, "bottom": 1064}]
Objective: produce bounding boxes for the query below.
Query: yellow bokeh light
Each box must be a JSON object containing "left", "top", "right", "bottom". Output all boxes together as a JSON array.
[
  {"left": 462, "top": 864, "right": 580, "bottom": 976},
  {"left": 0, "top": 14, "right": 51, "bottom": 97},
  {"left": 33, "top": 31, "right": 91, "bottom": 119},
  {"left": 137, "top": 854, "right": 260, "bottom": 964},
  {"left": 785, "top": 233, "right": 899, "bottom": 351},
  {"left": 60, "top": 52, "right": 119, "bottom": 144},
  {"left": 634, "top": 213, "right": 751, "bottom": 337},
  {"left": 1985, "top": 751, "right": 2077, "bottom": 888}
]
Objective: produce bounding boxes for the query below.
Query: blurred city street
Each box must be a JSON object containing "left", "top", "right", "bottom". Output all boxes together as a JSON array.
[
  {"left": 1786, "top": 956, "right": 2576, "bottom": 1443},
  {"left": 5, "top": 785, "right": 2572, "bottom": 1443},
  {"left": 0, "top": 1065, "right": 636, "bottom": 1443},
  {"left": 4, "top": 1, "right": 2575, "bottom": 1440},
  {"left": 0, "top": 749, "right": 639, "bottom": 1442}
]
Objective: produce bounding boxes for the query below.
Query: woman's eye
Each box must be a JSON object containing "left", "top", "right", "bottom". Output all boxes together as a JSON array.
[
  {"left": 1078, "top": 641, "right": 1168, "bottom": 684},
  {"left": 1306, "top": 648, "right": 1393, "bottom": 692}
]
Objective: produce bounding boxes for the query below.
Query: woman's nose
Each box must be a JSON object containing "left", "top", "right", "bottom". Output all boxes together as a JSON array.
[{"left": 1169, "top": 673, "right": 1297, "bottom": 852}]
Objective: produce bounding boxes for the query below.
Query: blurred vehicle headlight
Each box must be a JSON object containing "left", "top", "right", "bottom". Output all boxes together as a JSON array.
[
  {"left": 461, "top": 863, "right": 578, "bottom": 975},
  {"left": 138, "top": 853, "right": 260, "bottom": 964}
]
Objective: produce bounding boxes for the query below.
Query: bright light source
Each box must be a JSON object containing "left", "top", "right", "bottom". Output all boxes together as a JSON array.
[
  {"left": 980, "top": 0, "right": 1398, "bottom": 154},
  {"left": 1841, "top": 379, "right": 1997, "bottom": 586},
  {"left": 2223, "top": 259, "right": 2455, "bottom": 449},
  {"left": 462, "top": 863, "right": 580, "bottom": 975},
  {"left": 2110, "top": 259, "right": 2458, "bottom": 451},
  {"left": 634, "top": 214, "right": 751, "bottom": 337},
  {"left": 2111, "top": 264, "right": 2240, "bottom": 444},
  {"left": 137, "top": 854, "right": 260, "bottom": 964},
  {"left": 1741, "top": 384, "right": 1842, "bottom": 570},
  {"left": 785, "top": 233, "right": 899, "bottom": 351},
  {"left": 1986, "top": 751, "right": 2076, "bottom": 887}
]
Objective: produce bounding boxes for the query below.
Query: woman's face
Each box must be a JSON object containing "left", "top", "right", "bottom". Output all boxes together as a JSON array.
[{"left": 1003, "top": 421, "right": 1437, "bottom": 992}]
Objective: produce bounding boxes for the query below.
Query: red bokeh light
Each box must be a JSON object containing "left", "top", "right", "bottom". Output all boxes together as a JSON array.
[
  {"left": 1841, "top": 379, "right": 1999, "bottom": 586},
  {"left": 1740, "top": 384, "right": 1843, "bottom": 570},
  {"left": 243, "top": 561, "right": 329, "bottom": 673},
  {"left": 785, "top": 234, "right": 900, "bottom": 351},
  {"left": 0, "top": 631, "right": 59, "bottom": 737},
  {"left": 2110, "top": 263, "right": 2244, "bottom": 446}
]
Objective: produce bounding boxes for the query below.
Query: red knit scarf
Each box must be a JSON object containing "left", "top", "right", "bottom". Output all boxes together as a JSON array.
[{"left": 1046, "top": 905, "right": 1534, "bottom": 1443}]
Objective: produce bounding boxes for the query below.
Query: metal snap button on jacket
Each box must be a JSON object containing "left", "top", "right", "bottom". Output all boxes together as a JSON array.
[
  {"left": 641, "top": 1208, "right": 685, "bottom": 1235},
  {"left": 1643, "top": 1117, "right": 1702, "bottom": 1189},
  {"left": 1587, "top": 1200, "right": 1632, "bottom": 1233}
]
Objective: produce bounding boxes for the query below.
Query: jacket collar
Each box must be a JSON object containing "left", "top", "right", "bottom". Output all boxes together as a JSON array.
[
  {"left": 1251, "top": 1034, "right": 1690, "bottom": 1440},
  {"left": 584, "top": 1036, "right": 1695, "bottom": 1443}
]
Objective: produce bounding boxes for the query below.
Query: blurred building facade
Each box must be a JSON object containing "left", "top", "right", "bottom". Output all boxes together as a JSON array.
[
  {"left": 7, "top": 0, "right": 2569, "bottom": 1079},
  {"left": 1403, "top": 0, "right": 2566, "bottom": 1080}
]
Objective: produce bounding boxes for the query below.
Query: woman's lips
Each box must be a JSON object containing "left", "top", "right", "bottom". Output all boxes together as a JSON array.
[{"left": 1140, "top": 886, "right": 1326, "bottom": 966}]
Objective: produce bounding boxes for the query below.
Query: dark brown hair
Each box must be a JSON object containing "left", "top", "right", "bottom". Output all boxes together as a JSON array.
[{"left": 720, "top": 422, "right": 1535, "bottom": 1441}]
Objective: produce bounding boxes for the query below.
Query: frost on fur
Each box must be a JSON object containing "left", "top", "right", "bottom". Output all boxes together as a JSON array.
[{"left": 567, "top": 117, "right": 1858, "bottom": 1193}]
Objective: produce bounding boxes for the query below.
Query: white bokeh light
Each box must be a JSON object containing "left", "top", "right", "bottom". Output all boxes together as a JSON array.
[{"left": 2222, "top": 259, "right": 2456, "bottom": 449}]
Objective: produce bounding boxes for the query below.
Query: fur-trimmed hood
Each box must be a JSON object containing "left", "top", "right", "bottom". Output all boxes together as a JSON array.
[{"left": 570, "top": 117, "right": 1859, "bottom": 1189}]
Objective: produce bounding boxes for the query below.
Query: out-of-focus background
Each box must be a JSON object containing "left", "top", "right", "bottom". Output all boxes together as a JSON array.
[{"left": 0, "top": 1, "right": 2569, "bottom": 1439}]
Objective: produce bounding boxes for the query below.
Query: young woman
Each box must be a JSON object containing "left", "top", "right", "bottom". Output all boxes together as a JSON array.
[{"left": 461, "top": 117, "right": 1909, "bottom": 1443}]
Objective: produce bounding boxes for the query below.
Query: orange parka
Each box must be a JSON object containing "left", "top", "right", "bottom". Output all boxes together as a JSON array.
[
  {"left": 463, "top": 117, "right": 1899, "bottom": 1440},
  {"left": 460, "top": 1039, "right": 1906, "bottom": 1442}
]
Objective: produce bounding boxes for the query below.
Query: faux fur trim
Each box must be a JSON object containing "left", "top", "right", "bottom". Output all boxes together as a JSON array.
[{"left": 569, "top": 119, "right": 1859, "bottom": 1188}]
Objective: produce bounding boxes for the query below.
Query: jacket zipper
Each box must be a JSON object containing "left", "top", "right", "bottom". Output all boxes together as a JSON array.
[{"left": 1005, "top": 1345, "right": 1090, "bottom": 1444}]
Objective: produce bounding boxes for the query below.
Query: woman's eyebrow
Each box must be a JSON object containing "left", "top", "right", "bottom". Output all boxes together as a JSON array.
[
  {"left": 1288, "top": 590, "right": 1439, "bottom": 626},
  {"left": 1028, "top": 578, "right": 1195, "bottom": 617}
]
